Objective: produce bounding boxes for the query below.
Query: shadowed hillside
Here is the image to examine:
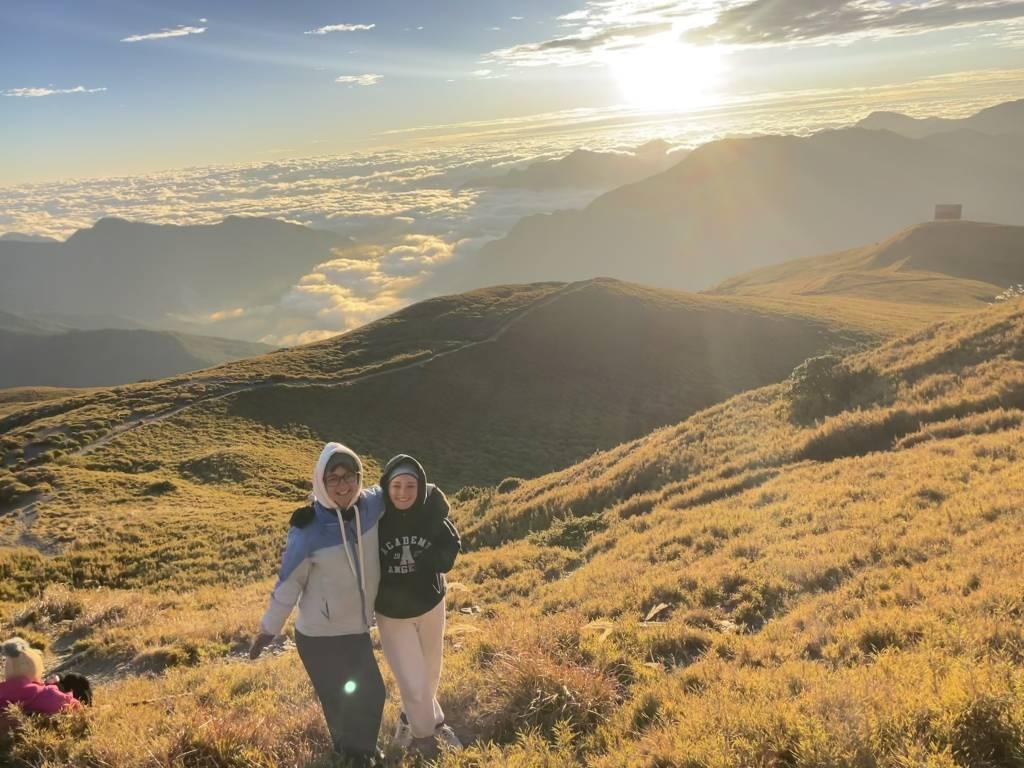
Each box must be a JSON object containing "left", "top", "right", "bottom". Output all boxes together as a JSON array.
[
  {"left": 1, "top": 297, "right": 1022, "bottom": 767},
  {"left": 0, "top": 324, "right": 274, "bottom": 388},
  {"left": 443, "top": 127, "right": 1024, "bottom": 294},
  {"left": 711, "top": 220, "right": 1024, "bottom": 320},
  {"left": 0, "top": 277, "right": 865, "bottom": 527}
]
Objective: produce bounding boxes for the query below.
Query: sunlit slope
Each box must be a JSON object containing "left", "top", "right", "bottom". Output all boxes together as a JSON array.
[
  {"left": 457, "top": 297, "right": 1024, "bottom": 547},
  {"left": 0, "top": 279, "right": 861, "bottom": 592},
  {"left": 406, "top": 300, "right": 1023, "bottom": 767},
  {"left": 1, "top": 300, "right": 1022, "bottom": 766},
  {"left": 714, "top": 221, "right": 1024, "bottom": 303}
]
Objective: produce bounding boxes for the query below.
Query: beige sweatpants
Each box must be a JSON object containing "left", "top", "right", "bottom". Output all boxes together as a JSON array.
[{"left": 377, "top": 599, "right": 446, "bottom": 738}]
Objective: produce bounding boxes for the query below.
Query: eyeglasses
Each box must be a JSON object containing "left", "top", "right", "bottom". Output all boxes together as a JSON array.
[{"left": 325, "top": 472, "right": 360, "bottom": 488}]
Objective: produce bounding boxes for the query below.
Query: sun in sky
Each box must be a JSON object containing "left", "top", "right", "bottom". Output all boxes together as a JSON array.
[{"left": 606, "top": 31, "right": 727, "bottom": 112}]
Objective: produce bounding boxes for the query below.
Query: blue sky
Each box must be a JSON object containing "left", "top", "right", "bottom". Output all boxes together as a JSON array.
[{"left": 2, "top": 0, "right": 1024, "bottom": 183}]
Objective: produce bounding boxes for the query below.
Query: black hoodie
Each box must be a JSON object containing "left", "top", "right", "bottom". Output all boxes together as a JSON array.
[{"left": 375, "top": 454, "right": 461, "bottom": 620}]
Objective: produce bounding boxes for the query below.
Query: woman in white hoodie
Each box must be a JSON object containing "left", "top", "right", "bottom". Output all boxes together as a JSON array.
[{"left": 249, "top": 443, "right": 386, "bottom": 767}]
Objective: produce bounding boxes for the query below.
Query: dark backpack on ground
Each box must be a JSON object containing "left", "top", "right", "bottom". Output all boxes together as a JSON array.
[{"left": 55, "top": 673, "right": 92, "bottom": 705}]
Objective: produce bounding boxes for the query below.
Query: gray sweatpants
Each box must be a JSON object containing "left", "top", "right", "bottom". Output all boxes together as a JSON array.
[{"left": 295, "top": 630, "right": 385, "bottom": 755}]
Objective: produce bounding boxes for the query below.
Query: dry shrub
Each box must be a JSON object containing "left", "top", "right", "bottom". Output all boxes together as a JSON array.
[
  {"left": 946, "top": 692, "right": 1024, "bottom": 768},
  {"left": 14, "top": 585, "right": 84, "bottom": 627},
  {"left": 467, "top": 618, "right": 619, "bottom": 746},
  {"left": 168, "top": 725, "right": 277, "bottom": 768},
  {"left": 473, "top": 649, "right": 618, "bottom": 745}
]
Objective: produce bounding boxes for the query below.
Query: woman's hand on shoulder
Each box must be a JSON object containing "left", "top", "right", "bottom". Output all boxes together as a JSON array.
[
  {"left": 425, "top": 486, "right": 450, "bottom": 518},
  {"left": 289, "top": 504, "right": 315, "bottom": 529}
]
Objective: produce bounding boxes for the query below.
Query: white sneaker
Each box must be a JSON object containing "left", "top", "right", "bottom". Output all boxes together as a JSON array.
[
  {"left": 393, "top": 714, "right": 414, "bottom": 749},
  {"left": 435, "top": 723, "right": 463, "bottom": 750}
]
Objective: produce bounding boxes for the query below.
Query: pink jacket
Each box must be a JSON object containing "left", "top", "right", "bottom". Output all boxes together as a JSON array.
[{"left": 0, "top": 677, "right": 80, "bottom": 716}]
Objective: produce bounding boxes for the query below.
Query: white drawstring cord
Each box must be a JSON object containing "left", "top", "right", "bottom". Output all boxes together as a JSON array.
[
  {"left": 336, "top": 510, "right": 359, "bottom": 584},
  {"left": 355, "top": 505, "right": 368, "bottom": 627},
  {"left": 336, "top": 505, "right": 371, "bottom": 629}
]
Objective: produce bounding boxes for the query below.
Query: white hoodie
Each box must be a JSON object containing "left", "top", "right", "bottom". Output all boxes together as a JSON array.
[{"left": 259, "top": 443, "right": 385, "bottom": 637}]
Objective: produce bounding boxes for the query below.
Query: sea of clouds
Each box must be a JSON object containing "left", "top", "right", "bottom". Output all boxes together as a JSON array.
[{"left": 2, "top": 68, "right": 1019, "bottom": 346}]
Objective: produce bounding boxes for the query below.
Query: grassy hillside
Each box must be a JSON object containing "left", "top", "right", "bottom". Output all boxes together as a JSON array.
[
  {"left": 0, "top": 278, "right": 864, "bottom": 575},
  {"left": 0, "top": 388, "right": 96, "bottom": 419},
  {"left": 1, "top": 298, "right": 1021, "bottom": 767},
  {"left": 714, "top": 221, "right": 1023, "bottom": 302},
  {"left": 708, "top": 221, "right": 1024, "bottom": 331},
  {"left": 0, "top": 327, "right": 274, "bottom": 388}
]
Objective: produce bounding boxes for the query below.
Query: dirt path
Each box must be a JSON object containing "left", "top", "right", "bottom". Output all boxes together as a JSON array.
[{"left": 3, "top": 281, "right": 587, "bottom": 524}]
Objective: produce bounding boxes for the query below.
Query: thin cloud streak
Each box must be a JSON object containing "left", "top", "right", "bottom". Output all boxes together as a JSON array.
[
  {"left": 3, "top": 85, "right": 107, "bottom": 98},
  {"left": 305, "top": 23, "right": 376, "bottom": 35},
  {"left": 336, "top": 74, "right": 382, "bottom": 86},
  {"left": 121, "top": 25, "right": 207, "bottom": 43}
]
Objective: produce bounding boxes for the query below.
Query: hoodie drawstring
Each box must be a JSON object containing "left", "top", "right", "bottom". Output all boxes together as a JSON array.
[{"left": 335, "top": 508, "right": 371, "bottom": 629}]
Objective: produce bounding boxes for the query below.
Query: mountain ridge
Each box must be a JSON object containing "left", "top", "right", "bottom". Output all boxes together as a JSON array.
[
  {"left": 0, "top": 215, "right": 350, "bottom": 342},
  {"left": 441, "top": 126, "right": 1024, "bottom": 296},
  {"left": 712, "top": 220, "right": 1024, "bottom": 306},
  {"left": 857, "top": 98, "right": 1024, "bottom": 138}
]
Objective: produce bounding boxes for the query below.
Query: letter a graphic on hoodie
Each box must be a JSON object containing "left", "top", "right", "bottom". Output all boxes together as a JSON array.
[{"left": 400, "top": 545, "right": 415, "bottom": 567}]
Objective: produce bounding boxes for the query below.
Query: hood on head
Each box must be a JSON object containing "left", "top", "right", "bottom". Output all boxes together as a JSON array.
[
  {"left": 3, "top": 637, "right": 43, "bottom": 682},
  {"left": 312, "top": 442, "right": 363, "bottom": 511},
  {"left": 380, "top": 454, "right": 428, "bottom": 511}
]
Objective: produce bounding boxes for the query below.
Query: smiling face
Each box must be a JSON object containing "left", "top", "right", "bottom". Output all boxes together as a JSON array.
[
  {"left": 388, "top": 474, "right": 419, "bottom": 511},
  {"left": 324, "top": 464, "right": 361, "bottom": 510}
]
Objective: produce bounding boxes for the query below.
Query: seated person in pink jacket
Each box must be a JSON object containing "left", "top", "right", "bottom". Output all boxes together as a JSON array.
[{"left": 0, "top": 638, "right": 80, "bottom": 717}]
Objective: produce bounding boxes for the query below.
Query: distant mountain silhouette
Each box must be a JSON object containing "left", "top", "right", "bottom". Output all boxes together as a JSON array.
[
  {"left": 442, "top": 127, "right": 1024, "bottom": 293},
  {"left": 0, "top": 310, "right": 59, "bottom": 335},
  {"left": 857, "top": 98, "right": 1024, "bottom": 138},
  {"left": 0, "top": 313, "right": 274, "bottom": 387},
  {"left": 712, "top": 221, "right": 1024, "bottom": 309},
  {"left": 18, "top": 312, "right": 149, "bottom": 332},
  {"left": 0, "top": 216, "right": 349, "bottom": 339},
  {"left": 464, "top": 140, "right": 682, "bottom": 190},
  {"left": 0, "top": 232, "right": 60, "bottom": 243}
]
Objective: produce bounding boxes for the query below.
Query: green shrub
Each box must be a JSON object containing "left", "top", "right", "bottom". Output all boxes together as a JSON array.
[
  {"left": 498, "top": 477, "right": 525, "bottom": 494},
  {"left": 788, "top": 355, "right": 888, "bottom": 423}
]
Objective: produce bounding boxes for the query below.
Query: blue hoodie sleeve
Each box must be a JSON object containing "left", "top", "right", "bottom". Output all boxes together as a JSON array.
[
  {"left": 357, "top": 485, "right": 386, "bottom": 530},
  {"left": 259, "top": 527, "right": 312, "bottom": 635}
]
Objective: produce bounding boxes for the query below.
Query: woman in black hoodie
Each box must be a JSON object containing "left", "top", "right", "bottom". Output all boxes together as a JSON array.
[{"left": 375, "top": 455, "right": 462, "bottom": 750}]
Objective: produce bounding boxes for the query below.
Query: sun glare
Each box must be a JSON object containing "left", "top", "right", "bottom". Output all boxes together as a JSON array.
[{"left": 608, "top": 33, "right": 725, "bottom": 112}]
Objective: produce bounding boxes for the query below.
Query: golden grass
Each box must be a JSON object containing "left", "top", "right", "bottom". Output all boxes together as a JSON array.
[
  {"left": 2, "top": 278, "right": 865, "bottom": 509},
  {"left": 2, "top": 300, "right": 1023, "bottom": 766}
]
